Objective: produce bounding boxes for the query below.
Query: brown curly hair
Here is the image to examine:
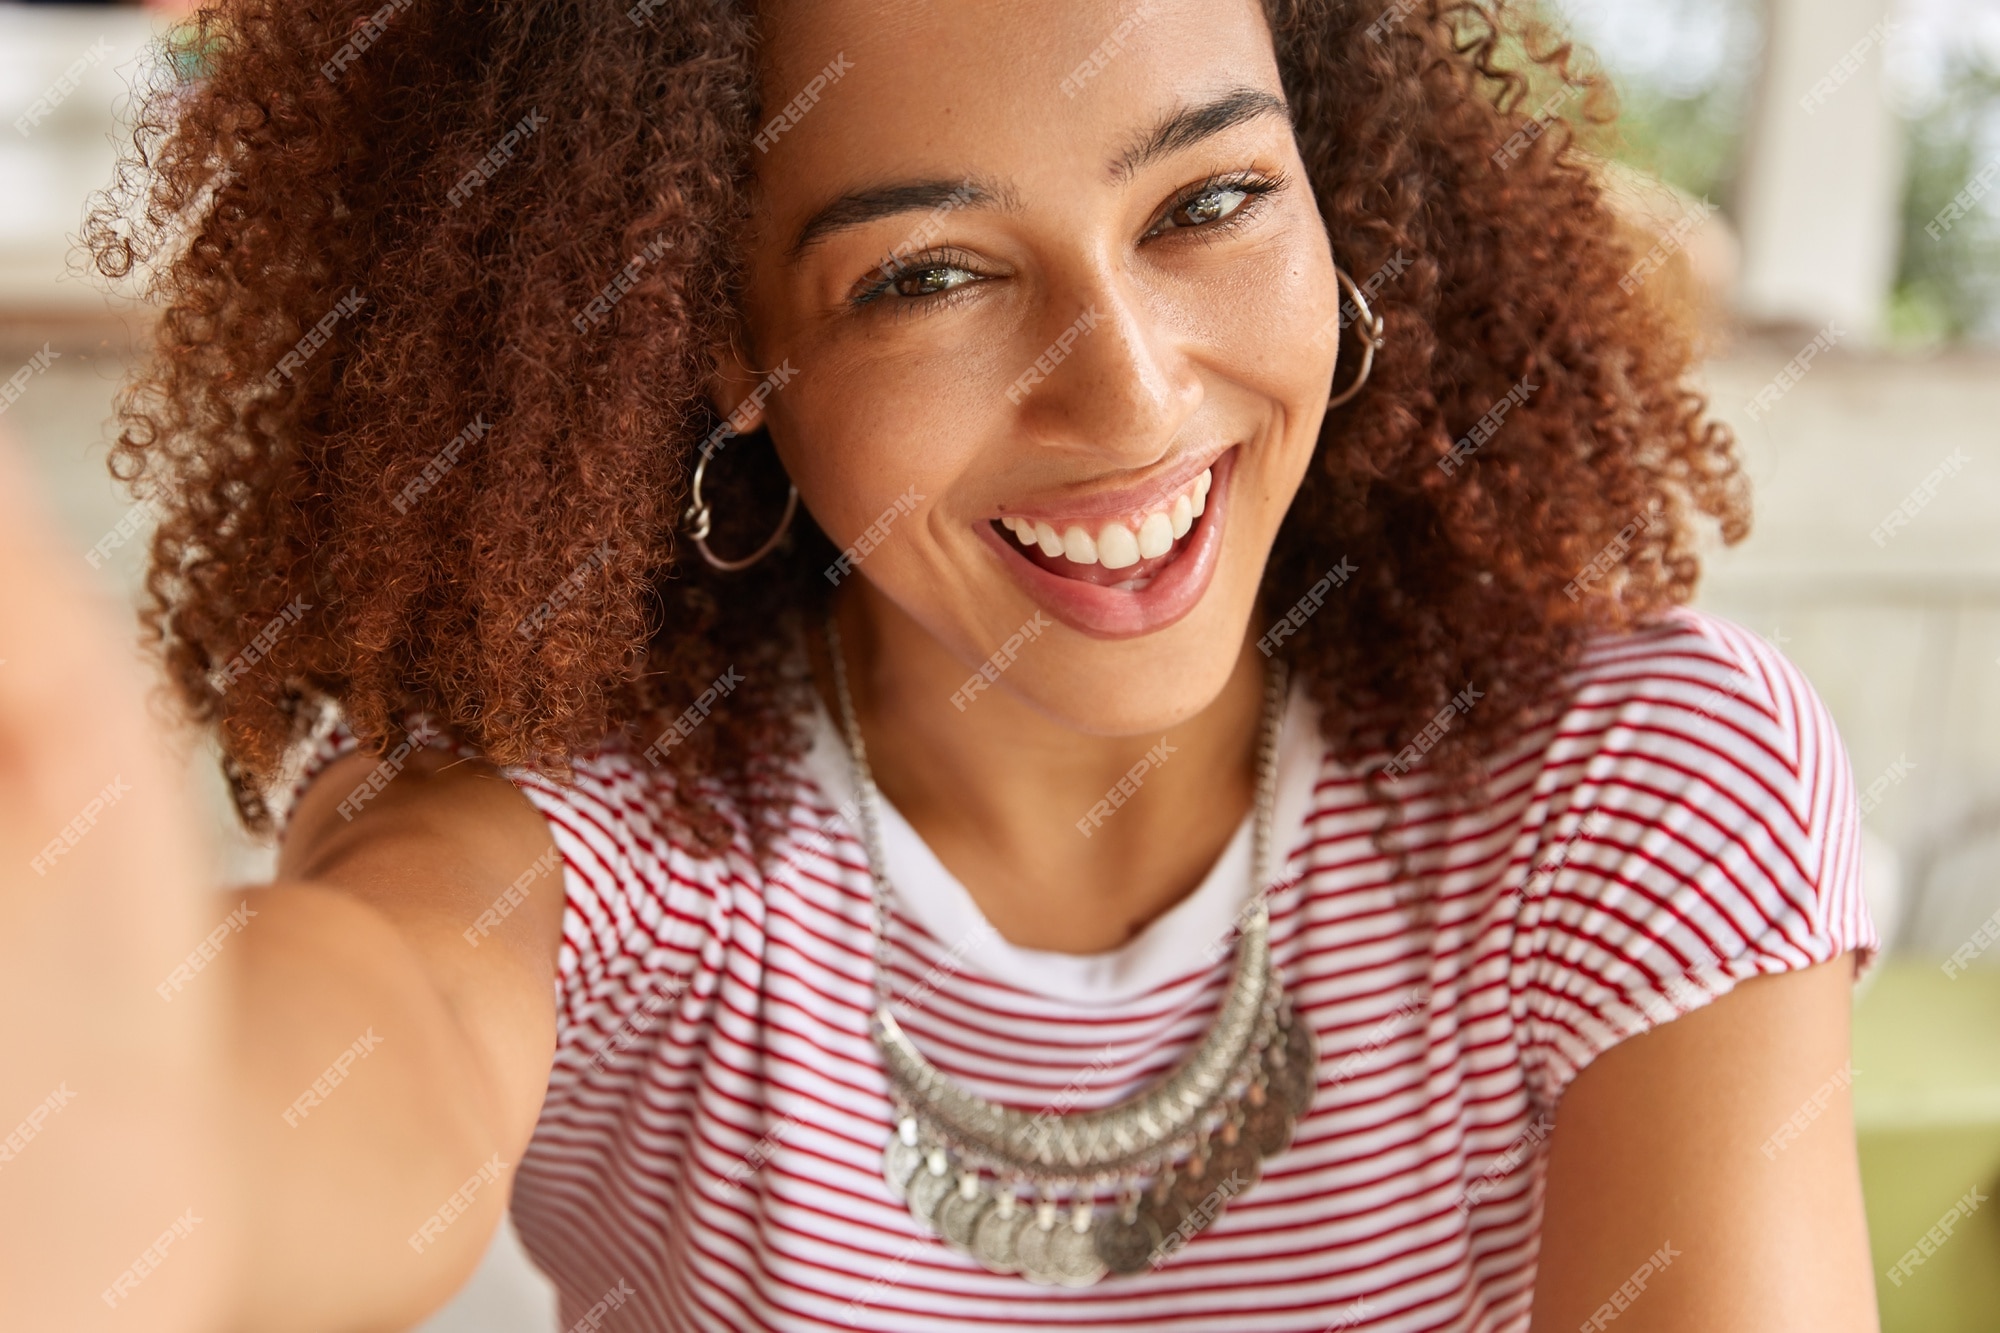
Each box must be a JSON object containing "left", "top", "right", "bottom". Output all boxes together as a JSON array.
[{"left": 86, "top": 0, "right": 1745, "bottom": 849}]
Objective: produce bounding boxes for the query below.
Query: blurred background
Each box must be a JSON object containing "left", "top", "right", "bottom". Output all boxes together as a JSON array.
[{"left": 1, "top": 0, "right": 1996, "bottom": 1328}]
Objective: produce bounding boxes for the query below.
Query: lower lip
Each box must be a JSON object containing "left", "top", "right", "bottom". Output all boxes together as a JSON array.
[{"left": 978, "top": 447, "right": 1237, "bottom": 640}]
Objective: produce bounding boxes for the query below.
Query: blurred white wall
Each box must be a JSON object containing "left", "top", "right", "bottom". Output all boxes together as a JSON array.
[
  {"left": 1733, "top": 0, "right": 1906, "bottom": 338},
  {"left": 0, "top": 5, "right": 154, "bottom": 316}
]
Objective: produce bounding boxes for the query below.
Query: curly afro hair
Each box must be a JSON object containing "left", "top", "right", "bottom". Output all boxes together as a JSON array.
[{"left": 86, "top": 0, "right": 1745, "bottom": 849}]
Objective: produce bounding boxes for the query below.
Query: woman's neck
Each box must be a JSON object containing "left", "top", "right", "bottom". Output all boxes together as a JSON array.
[{"left": 814, "top": 583, "right": 1265, "bottom": 955}]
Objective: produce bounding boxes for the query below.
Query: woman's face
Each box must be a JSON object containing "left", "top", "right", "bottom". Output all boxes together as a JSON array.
[{"left": 728, "top": 0, "right": 1343, "bottom": 736}]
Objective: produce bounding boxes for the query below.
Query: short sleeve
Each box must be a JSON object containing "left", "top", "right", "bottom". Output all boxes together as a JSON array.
[
  {"left": 267, "top": 702, "right": 738, "bottom": 1060},
  {"left": 495, "top": 742, "right": 744, "bottom": 1060},
  {"left": 1515, "top": 611, "right": 1880, "bottom": 1105},
  {"left": 264, "top": 698, "right": 480, "bottom": 838}
]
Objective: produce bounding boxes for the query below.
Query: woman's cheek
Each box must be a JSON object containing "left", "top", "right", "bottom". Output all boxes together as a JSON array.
[{"left": 784, "top": 408, "right": 968, "bottom": 556}]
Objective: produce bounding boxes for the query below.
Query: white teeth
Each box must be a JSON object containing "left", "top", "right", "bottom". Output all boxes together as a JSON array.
[
  {"left": 1095, "top": 520, "right": 1141, "bottom": 569},
  {"left": 1006, "top": 463, "right": 1214, "bottom": 571},
  {"left": 1061, "top": 525, "right": 1097, "bottom": 563}
]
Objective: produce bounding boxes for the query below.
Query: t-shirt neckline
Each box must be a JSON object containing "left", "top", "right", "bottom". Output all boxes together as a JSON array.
[{"left": 798, "top": 678, "right": 1322, "bottom": 1006}]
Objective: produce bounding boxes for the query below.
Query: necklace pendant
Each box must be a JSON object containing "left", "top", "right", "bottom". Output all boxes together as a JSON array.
[
  {"left": 1093, "top": 1183, "right": 1164, "bottom": 1275},
  {"left": 1242, "top": 1075, "right": 1295, "bottom": 1156},
  {"left": 1149, "top": 1153, "right": 1242, "bottom": 1269},
  {"left": 1049, "top": 1196, "right": 1108, "bottom": 1286},
  {"left": 906, "top": 1146, "right": 954, "bottom": 1231},
  {"left": 882, "top": 1117, "right": 923, "bottom": 1200},
  {"left": 934, "top": 1169, "right": 991, "bottom": 1252},
  {"left": 1204, "top": 1111, "right": 1263, "bottom": 1197},
  {"left": 1014, "top": 1197, "right": 1068, "bottom": 1286},
  {"left": 970, "top": 1187, "right": 1028, "bottom": 1273},
  {"left": 1271, "top": 1010, "right": 1320, "bottom": 1117}
]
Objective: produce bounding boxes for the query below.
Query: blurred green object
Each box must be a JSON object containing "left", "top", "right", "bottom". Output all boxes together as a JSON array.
[
  {"left": 1892, "top": 55, "right": 2000, "bottom": 346},
  {"left": 1854, "top": 961, "right": 2000, "bottom": 1331},
  {"left": 1540, "top": 0, "right": 2000, "bottom": 345},
  {"left": 162, "top": 20, "right": 217, "bottom": 83}
]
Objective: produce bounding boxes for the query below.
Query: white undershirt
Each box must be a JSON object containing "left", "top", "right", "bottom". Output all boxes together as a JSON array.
[{"left": 797, "top": 678, "right": 1325, "bottom": 1006}]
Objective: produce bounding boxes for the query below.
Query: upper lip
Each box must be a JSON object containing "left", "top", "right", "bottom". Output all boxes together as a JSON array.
[{"left": 990, "top": 443, "right": 1234, "bottom": 526}]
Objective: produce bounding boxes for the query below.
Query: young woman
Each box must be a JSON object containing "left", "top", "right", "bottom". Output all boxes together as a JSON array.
[{"left": 1, "top": 0, "right": 1879, "bottom": 1328}]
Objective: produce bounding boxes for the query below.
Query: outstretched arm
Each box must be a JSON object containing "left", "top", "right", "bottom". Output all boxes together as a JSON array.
[{"left": 0, "top": 433, "right": 565, "bottom": 1331}]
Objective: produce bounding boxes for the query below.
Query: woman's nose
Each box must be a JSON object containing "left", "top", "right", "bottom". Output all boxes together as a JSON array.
[{"left": 1005, "top": 270, "right": 1205, "bottom": 468}]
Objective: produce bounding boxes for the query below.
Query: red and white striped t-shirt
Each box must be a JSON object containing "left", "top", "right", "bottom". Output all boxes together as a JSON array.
[{"left": 281, "top": 607, "right": 1875, "bottom": 1331}]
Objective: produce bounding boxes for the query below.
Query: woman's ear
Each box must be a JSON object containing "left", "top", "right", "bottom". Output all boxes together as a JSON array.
[{"left": 704, "top": 327, "right": 772, "bottom": 436}]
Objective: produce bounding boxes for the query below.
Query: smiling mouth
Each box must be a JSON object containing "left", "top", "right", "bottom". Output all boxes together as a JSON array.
[{"left": 990, "top": 466, "right": 1212, "bottom": 591}]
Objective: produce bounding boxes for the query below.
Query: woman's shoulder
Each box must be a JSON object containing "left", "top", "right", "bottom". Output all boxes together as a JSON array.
[
  {"left": 274, "top": 703, "right": 798, "bottom": 917},
  {"left": 1554, "top": 605, "right": 1856, "bottom": 831},
  {"left": 1546, "top": 604, "right": 1873, "bottom": 939},
  {"left": 1502, "top": 606, "right": 1878, "bottom": 1100},
  {"left": 1568, "top": 605, "right": 1811, "bottom": 725},
  {"left": 271, "top": 706, "right": 844, "bottom": 1030}
]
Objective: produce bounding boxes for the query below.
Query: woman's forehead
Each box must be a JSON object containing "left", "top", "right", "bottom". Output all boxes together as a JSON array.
[
  {"left": 746, "top": 0, "right": 1285, "bottom": 223},
  {"left": 750, "top": 0, "right": 1281, "bottom": 140}
]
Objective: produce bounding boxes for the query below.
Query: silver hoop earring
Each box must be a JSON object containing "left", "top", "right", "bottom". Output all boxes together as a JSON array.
[
  {"left": 683, "top": 436, "right": 799, "bottom": 572},
  {"left": 1328, "top": 262, "right": 1387, "bottom": 409}
]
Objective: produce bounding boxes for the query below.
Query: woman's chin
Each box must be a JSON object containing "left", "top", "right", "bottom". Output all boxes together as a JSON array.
[{"left": 957, "top": 635, "right": 1253, "bottom": 738}]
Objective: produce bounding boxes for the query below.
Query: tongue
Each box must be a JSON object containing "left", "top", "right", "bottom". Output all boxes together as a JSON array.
[{"left": 1011, "top": 527, "right": 1191, "bottom": 586}]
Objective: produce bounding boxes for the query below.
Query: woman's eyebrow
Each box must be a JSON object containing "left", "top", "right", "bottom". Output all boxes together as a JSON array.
[
  {"left": 783, "top": 85, "right": 1292, "bottom": 265},
  {"left": 786, "top": 176, "right": 1022, "bottom": 265},
  {"left": 1107, "top": 85, "right": 1292, "bottom": 185}
]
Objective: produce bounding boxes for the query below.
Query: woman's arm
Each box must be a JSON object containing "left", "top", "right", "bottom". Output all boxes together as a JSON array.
[
  {"left": 1529, "top": 956, "right": 1879, "bottom": 1331},
  {"left": 225, "top": 747, "right": 565, "bottom": 1330},
  {"left": 0, "top": 435, "right": 564, "bottom": 1332}
]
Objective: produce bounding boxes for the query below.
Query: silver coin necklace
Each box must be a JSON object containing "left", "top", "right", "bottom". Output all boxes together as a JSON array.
[{"left": 825, "top": 615, "right": 1317, "bottom": 1285}]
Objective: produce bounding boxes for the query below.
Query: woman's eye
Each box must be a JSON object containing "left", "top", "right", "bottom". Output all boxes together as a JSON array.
[
  {"left": 1163, "top": 184, "right": 1252, "bottom": 231},
  {"left": 887, "top": 264, "right": 977, "bottom": 299},
  {"left": 851, "top": 254, "right": 984, "bottom": 312}
]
